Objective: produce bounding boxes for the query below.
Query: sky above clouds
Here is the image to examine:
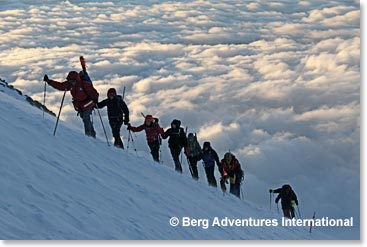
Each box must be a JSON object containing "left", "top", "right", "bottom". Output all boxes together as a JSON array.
[{"left": 0, "top": 0, "right": 360, "bottom": 238}]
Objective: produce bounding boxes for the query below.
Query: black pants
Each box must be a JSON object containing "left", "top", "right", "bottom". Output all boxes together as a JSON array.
[
  {"left": 187, "top": 156, "right": 200, "bottom": 180},
  {"left": 170, "top": 147, "right": 182, "bottom": 173},
  {"left": 79, "top": 109, "right": 96, "bottom": 138},
  {"left": 204, "top": 166, "right": 217, "bottom": 187},
  {"left": 148, "top": 140, "right": 160, "bottom": 162},
  {"left": 109, "top": 118, "right": 124, "bottom": 149}
]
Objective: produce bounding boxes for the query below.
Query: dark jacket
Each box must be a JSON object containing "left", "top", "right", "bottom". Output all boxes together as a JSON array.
[
  {"left": 274, "top": 185, "right": 298, "bottom": 210},
  {"left": 97, "top": 95, "right": 129, "bottom": 123},
  {"left": 201, "top": 142, "right": 220, "bottom": 169},
  {"left": 162, "top": 119, "right": 187, "bottom": 149}
]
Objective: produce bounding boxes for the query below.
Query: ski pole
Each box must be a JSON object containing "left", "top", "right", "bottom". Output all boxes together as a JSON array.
[
  {"left": 240, "top": 185, "right": 244, "bottom": 200},
  {"left": 43, "top": 81, "right": 47, "bottom": 118},
  {"left": 96, "top": 108, "right": 110, "bottom": 146},
  {"left": 53, "top": 89, "right": 67, "bottom": 136}
]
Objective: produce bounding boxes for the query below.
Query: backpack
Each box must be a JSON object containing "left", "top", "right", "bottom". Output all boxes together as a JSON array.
[{"left": 187, "top": 133, "right": 202, "bottom": 158}]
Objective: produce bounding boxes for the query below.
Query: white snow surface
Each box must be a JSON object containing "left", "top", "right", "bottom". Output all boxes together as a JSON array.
[{"left": 0, "top": 85, "right": 333, "bottom": 240}]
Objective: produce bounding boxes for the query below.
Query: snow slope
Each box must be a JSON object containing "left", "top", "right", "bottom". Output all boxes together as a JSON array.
[{"left": 0, "top": 86, "right": 332, "bottom": 240}]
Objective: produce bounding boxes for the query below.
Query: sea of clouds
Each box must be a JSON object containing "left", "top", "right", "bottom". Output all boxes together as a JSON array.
[{"left": 0, "top": 0, "right": 360, "bottom": 238}]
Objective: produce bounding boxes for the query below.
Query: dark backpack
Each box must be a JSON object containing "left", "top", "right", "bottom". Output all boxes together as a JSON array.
[{"left": 187, "top": 134, "right": 202, "bottom": 158}]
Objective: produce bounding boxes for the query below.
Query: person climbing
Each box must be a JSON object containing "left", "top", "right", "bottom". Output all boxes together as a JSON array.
[
  {"left": 162, "top": 119, "right": 187, "bottom": 173},
  {"left": 220, "top": 152, "right": 244, "bottom": 198},
  {"left": 201, "top": 141, "right": 221, "bottom": 187},
  {"left": 269, "top": 184, "right": 298, "bottom": 219},
  {"left": 127, "top": 115, "right": 164, "bottom": 162},
  {"left": 184, "top": 133, "right": 203, "bottom": 180},
  {"left": 96, "top": 88, "right": 129, "bottom": 149},
  {"left": 43, "top": 70, "right": 99, "bottom": 138}
]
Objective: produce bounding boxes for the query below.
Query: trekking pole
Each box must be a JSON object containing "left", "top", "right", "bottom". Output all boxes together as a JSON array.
[
  {"left": 310, "top": 211, "right": 316, "bottom": 234},
  {"left": 53, "top": 89, "right": 67, "bottom": 136},
  {"left": 276, "top": 203, "right": 280, "bottom": 214},
  {"left": 127, "top": 130, "right": 131, "bottom": 149},
  {"left": 180, "top": 126, "right": 188, "bottom": 166},
  {"left": 186, "top": 157, "right": 194, "bottom": 177},
  {"left": 43, "top": 81, "right": 47, "bottom": 118},
  {"left": 159, "top": 147, "right": 163, "bottom": 164},
  {"left": 96, "top": 108, "right": 110, "bottom": 146},
  {"left": 128, "top": 130, "right": 138, "bottom": 155}
]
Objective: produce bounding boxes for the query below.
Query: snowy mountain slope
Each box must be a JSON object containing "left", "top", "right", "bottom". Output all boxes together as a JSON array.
[{"left": 0, "top": 87, "right": 332, "bottom": 240}]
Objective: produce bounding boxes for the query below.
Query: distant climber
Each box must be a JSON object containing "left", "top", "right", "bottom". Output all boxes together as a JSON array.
[
  {"left": 184, "top": 133, "right": 203, "bottom": 180},
  {"left": 270, "top": 184, "right": 298, "bottom": 219},
  {"left": 220, "top": 152, "right": 244, "bottom": 198},
  {"left": 201, "top": 141, "right": 221, "bottom": 187},
  {"left": 43, "top": 70, "right": 99, "bottom": 138},
  {"left": 162, "top": 119, "right": 187, "bottom": 173},
  {"left": 128, "top": 115, "right": 164, "bottom": 162}
]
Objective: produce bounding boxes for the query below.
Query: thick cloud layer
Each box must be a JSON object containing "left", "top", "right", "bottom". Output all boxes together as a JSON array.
[{"left": 0, "top": 0, "right": 360, "bottom": 238}]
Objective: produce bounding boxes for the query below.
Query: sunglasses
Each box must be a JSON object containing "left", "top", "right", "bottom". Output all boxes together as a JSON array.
[{"left": 68, "top": 79, "right": 77, "bottom": 84}]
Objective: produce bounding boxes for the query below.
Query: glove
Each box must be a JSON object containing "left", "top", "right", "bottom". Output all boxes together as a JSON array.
[
  {"left": 127, "top": 123, "right": 131, "bottom": 130},
  {"left": 124, "top": 119, "right": 129, "bottom": 125},
  {"left": 92, "top": 98, "right": 98, "bottom": 103},
  {"left": 275, "top": 198, "right": 279, "bottom": 204},
  {"left": 43, "top": 74, "right": 49, "bottom": 83},
  {"left": 269, "top": 189, "right": 273, "bottom": 193}
]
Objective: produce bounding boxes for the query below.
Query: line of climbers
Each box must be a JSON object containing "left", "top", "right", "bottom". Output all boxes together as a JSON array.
[
  {"left": 43, "top": 66, "right": 299, "bottom": 216},
  {"left": 43, "top": 70, "right": 244, "bottom": 198}
]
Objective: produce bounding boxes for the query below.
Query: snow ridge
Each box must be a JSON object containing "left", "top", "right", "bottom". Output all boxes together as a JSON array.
[{"left": 0, "top": 85, "right": 331, "bottom": 240}]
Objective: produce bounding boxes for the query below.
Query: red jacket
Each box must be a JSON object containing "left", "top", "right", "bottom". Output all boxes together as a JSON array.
[
  {"left": 220, "top": 157, "right": 241, "bottom": 178},
  {"left": 48, "top": 72, "right": 99, "bottom": 112},
  {"left": 130, "top": 122, "right": 164, "bottom": 143}
]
